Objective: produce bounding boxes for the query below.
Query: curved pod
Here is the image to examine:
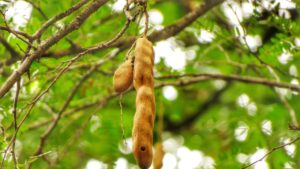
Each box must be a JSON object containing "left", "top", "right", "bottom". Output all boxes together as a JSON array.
[{"left": 113, "top": 59, "right": 133, "bottom": 93}]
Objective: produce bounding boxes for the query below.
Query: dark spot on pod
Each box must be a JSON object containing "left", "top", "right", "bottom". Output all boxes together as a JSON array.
[{"left": 140, "top": 146, "right": 146, "bottom": 151}]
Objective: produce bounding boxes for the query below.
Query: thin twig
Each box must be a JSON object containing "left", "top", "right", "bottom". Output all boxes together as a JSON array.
[
  {"left": 27, "top": 93, "right": 118, "bottom": 132},
  {"left": 119, "top": 94, "right": 127, "bottom": 145},
  {"left": 1, "top": 79, "right": 21, "bottom": 169},
  {"left": 0, "top": 26, "right": 32, "bottom": 40},
  {"left": 266, "top": 65, "right": 299, "bottom": 126},
  {"left": 143, "top": 3, "right": 149, "bottom": 37},
  {"left": 25, "top": 0, "right": 49, "bottom": 20},
  {"left": 11, "top": 80, "right": 21, "bottom": 169},
  {"left": 241, "top": 137, "right": 300, "bottom": 169}
]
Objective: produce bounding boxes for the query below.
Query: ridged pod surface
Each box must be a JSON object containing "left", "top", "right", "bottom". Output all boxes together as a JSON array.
[
  {"left": 132, "top": 37, "right": 155, "bottom": 169},
  {"left": 113, "top": 59, "right": 133, "bottom": 93},
  {"left": 133, "top": 38, "right": 154, "bottom": 89}
]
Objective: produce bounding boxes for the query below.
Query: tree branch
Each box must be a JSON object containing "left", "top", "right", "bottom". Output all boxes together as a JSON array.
[
  {"left": 149, "top": 0, "right": 225, "bottom": 42},
  {"left": 41, "top": 0, "right": 225, "bottom": 58},
  {"left": 0, "top": 26, "right": 32, "bottom": 40},
  {"left": 0, "top": 0, "right": 109, "bottom": 98},
  {"left": 156, "top": 73, "right": 300, "bottom": 93},
  {"left": 26, "top": 72, "right": 300, "bottom": 131},
  {"left": 0, "top": 11, "right": 35, "bottom": 48},
  {"left": 32, "top": 0, "right": 90, "bottom": 40},
  {"left": 116, "top": 0, "right": 225, "bottom": 49}
]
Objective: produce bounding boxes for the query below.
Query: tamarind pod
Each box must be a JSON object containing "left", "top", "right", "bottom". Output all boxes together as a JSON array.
[
  {"left": 113, "top": 59, "right": 133, "bottom": 93},
  {"left": 135, "top": 38, "right": 154, "bottom": 66},
  {"left": 134, "top": 60, "right": 154, "bottom": 88},
  {"left": 132, "top": 106, "right": 153, "bottom": 139},
  {"left": 132, "top": 109, "right": 153, "bottom": 169},
  {"left": 135, "top": 54, "right": 153, "bottom": 68},
  {"left": 136, "top": 47, "right": 154, "bottom": 64},
  {"left": 133, "top": 68, "right": 154, "bottom": 89},
  {"left": 136, "top": 86, "right": 155, "bottom": 107},
  {"left": 133, "top": 87, "right": 155, "bottom": 169},
  {"left": 153, "top": 143, "right": 164, "bottom": 169},
  {"left": 132, "top": 37, "right": 155, "bottom": 168},
  {"left": 132, "top": 106, "right": 153, "bottom": 169},
  {"left": 134, "top": 38, "right": 155, "bottom": 89},
  {"left": 134, "top": 101, "right": 155, "bottom": 128},
  {"left": 132, "top": 125, "right": 153, "bottom": 169},
  {"left": 135, "top": 54, "right": 153, "bottom": 72},
  {"left": 136, "top": 86, "right": 155, "bottom": 121}
]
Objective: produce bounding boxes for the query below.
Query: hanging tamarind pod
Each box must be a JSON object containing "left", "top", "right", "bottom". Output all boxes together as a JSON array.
[
  {"left": 133, "top": 37, "right": 154, "bottom": 89},
  {"left": 135, "top": 86, "right": 155, "bottom": 126},
  {"left": 132, "top": 37, "right": 155, "bottom": 169},
  {"left": 132, "top": 86, "right": 155, "bottom": 169},
  {"left": 113, "top": 58, "right": 133, "bottom": 93}
]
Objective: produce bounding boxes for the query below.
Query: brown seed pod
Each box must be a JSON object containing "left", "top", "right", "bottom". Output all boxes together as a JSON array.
[
  {"left": 132, "top": 37, "right": 155, "bottom": 169},
  {"left": 113, "top": 59, "right": 133, "bottom": 93},
  {"left": 133, "top": 86, "right": 155, "bottom": 169},
  {"left": 153, "top": 143, "right": 165, "bottom": 169},
  {"left": 133, "top": 37, "right": 155, "bottom": 89},
  {"left": 135, "top": 86, "right": 155, "bottom": 126}
]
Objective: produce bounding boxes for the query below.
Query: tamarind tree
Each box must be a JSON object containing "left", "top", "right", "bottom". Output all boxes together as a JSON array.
[{"left": 0, "top": 0, "right": 300, "bottom": 169}]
